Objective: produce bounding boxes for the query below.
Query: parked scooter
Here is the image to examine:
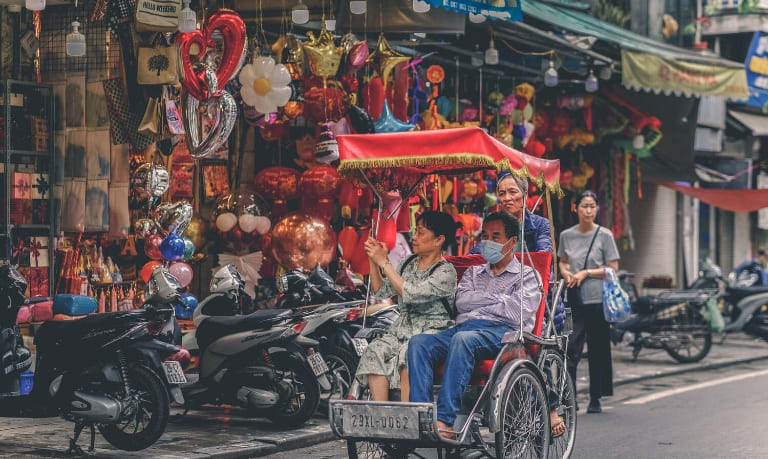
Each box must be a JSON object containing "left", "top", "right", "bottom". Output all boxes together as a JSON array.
[
  {"left": 0, "top": 265, "right": 178, "bottom": 454},
  {"left": 178, "top": 265, "right": 327, "bottom": 427},
  {"left": 612, "top": 272, "right": 715, "bottom": 363}
]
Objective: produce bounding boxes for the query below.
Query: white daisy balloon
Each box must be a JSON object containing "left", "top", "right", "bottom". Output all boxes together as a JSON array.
[{"left": 239, "top": 56, "right": 292, "bottom": 114}]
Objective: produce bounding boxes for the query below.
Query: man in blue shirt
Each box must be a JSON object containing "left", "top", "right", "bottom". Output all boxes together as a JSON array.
[
  {"left": 407, "top": 211, "right": 551, "bottom": 438},
  {"left": 734, "top": 249, "right": 768, "bottom": 286}
]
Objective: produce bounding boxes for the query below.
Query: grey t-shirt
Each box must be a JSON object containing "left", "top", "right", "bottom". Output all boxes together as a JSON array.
[{"left": 558, "top": 226, "right": 620, "bottom": 305}]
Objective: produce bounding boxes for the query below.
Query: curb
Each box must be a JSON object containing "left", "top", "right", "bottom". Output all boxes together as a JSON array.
[
  {"left": 203, "top": 423, "right": 337, "bottom": 458},
  {"left": 576, "top": 353, "right": 768, "bottom": 395}
]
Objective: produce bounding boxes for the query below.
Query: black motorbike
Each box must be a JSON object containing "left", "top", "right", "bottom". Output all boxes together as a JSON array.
[
  {"left": 612, "top": 272, "right": 715, "bottom": 363},
  {"left": 0, "top": 265, "right": 179, "bottom": 454}
]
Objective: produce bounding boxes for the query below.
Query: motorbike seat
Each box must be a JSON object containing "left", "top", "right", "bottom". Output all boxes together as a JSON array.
[
  {"left": 727, "top": 285, "right": 768, "bottom": 304},
  {"left": 196, "top": 308, "right": 293, "bottom": 351}
]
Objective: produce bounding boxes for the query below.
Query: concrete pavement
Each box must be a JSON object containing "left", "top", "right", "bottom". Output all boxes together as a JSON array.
[{"left": 0, "top": 333, "right": 765, "bottom": 458}]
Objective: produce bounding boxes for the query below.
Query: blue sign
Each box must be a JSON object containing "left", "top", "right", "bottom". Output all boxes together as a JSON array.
[
  {"left": 744, "top": 31, "right": 768, "bottom": 112},
  {"left": 425, "top": 0, "right": 523, "bottom": 21}
]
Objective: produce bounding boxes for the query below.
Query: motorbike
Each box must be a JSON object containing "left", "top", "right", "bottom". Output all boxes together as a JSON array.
[
  {"left": 612, "top": 271, "right": 715, "bottom": 363},
  {"left": 0, "top": 265, "right": 178, "bottom": 454},
  {"left": 177, "top": 265, "right": 328, "bottom": 427}
]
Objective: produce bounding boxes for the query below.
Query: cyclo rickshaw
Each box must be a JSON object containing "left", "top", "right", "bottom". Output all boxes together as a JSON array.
[{"left": 329, "top": 127, "right": 576, "bottom": 459}]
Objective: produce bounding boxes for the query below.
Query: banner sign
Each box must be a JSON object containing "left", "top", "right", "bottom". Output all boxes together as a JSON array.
[
  {"left": 622, "top": 50, "right": 749, "bottom": 99},
  {"left": 744, "top": 31, "right": 768, "bottom": 112},
  {"left": 425, "top": 0, "right": 522, "bottom": 21}
]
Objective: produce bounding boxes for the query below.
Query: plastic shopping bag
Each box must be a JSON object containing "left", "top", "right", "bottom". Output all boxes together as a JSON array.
[
  {"left": 603, "top": 267, "right": 632, "bottom": 323},
  {"left": 705, "top": 297, "right": 725, "bottom": 332}
]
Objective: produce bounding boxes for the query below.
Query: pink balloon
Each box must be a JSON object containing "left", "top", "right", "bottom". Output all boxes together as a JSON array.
[{"left": 169, "top": 262, "right": 194, "bottom": 288}]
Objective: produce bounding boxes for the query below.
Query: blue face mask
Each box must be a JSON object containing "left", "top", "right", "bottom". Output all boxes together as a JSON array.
[{"left": 479, "top": 240, "right": 511, "bottom": 265}]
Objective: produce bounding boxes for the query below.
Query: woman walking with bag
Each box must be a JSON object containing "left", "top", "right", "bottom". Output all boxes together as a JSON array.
[{"left": 558, "top": 191, "right": 620, "bottom": 413}]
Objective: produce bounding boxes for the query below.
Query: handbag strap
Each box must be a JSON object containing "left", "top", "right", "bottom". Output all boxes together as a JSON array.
[{"left": 582, "top": 225, "right": 600, "bottom": 271}]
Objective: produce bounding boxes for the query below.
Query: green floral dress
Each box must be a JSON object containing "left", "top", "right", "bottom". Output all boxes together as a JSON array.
[{"left": 355, "top": 257, "right": 457, "bottom": 389}]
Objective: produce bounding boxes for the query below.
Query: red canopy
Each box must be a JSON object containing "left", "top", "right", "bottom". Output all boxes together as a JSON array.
[
  {"left": 662, "top": 182, "right": 768, "bottom": 212},
  {"left": 337, "top": 127, "right": 561, "bottom": 195}
]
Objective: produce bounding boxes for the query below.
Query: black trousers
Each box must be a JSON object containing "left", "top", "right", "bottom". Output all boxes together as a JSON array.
[{"left": 566, "top": 302, "right": 613, "bottom": 399}]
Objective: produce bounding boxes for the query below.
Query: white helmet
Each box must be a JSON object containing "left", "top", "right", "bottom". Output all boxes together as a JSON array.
[
  {"left": 145, "top": 266, "right": 182, "bottom": 303},
  {"left": 210, "top": 264, "right": 244, "bottom": 296}
]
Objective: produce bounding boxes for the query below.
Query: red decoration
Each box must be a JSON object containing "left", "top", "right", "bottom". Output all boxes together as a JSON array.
[
  {"left": 298, "top": 165, "right": 341, "bottom": 220},
  {"left": 348, "top": 236, "right": 370, "bottom": 276},
  {"left": 303, "top": 84, "right": 347, "bottom": 122},
  {"left": 338, "top": 226, "right": 359, "bottom": 261},
  {"left": 338, "top": 180, "right": 360, "bottom": 219},
  {"left": 175, "top": 9, "right": 247, "bottom": 101},
  {"left": 254, "top": 167, "right": 301, "bottom": 217},
  {"left": 426, "top": 65, "right": 445, "bottom": 84},
  {"left": 362, "top": 77, "right": 385, "bottom": 120},
  {"left": 373, "top": 208, "right": 397, "bottom": 250}
]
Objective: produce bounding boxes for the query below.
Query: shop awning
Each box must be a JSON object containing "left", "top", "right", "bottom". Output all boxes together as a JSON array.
[
  {"left": 662, "top": 182, "right": 768, "bottom": 212},
  {"left": 728, "top": 110, "right": 768, "bottom": 136},
  {"left": 520, "top": 0, "right": 749, "bottom": 99}
]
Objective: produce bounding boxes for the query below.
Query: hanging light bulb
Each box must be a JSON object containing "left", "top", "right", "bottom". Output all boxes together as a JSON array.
[
  {"left": 544, "top": 59, "right": 558, "bottom": 87},
  {"left": 178, "top": 0, "right": 197, "bottom": 33},
  {"left": 412, "top": 0, "right": 430, "bottom": 13},
  {"left": 25, "top": 0, "right": 45, "bottom": 11},
  {"left": 349, "top": 0, "right": 367, "bottom": 14},
  {"left": 292, "top": 0, "right": 310, "bottom": 24},
  {"left": 585, "top": 69, "right": 599, "bottom": 93},
  {"left": 325, "top": 18, "right": 337, "bottom": 31},
  {"left": 484, "top": 37, "right": 499, "bottom": 65},
  {"left": 66, "top": 21, "right": 86, "bottom": 57},
  {"left": 471, "top": 44, "right": 483, "bottom": 68},
  {"left": 469, "top": 13, "right": 486, "bottom": 23},
  {"left": 633, "top": 134, "right": 645, "bottom": 149}
]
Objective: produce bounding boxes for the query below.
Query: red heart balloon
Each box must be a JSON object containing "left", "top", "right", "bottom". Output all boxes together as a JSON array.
[{"left": 176, "top": 9, "right": 247, "bottom": 101}]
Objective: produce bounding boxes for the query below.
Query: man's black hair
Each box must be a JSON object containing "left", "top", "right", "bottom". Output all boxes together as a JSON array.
[{"left": 483, "top": 211, "right": 520, "bottom": 239}]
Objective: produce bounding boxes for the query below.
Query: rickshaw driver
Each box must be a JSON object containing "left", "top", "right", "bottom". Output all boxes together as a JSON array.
[{"left": 407, "top": 212, "right": 563, "bottom": 439}]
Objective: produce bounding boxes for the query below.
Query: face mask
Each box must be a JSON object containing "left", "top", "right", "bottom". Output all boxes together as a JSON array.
[{"left": 480, "top": 240, "right": 511, "bottom": 265}]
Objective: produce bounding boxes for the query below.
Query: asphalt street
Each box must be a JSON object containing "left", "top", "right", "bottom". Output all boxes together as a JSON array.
[{"left": 262, "top": 361, "right": 768, "bottom": 459}]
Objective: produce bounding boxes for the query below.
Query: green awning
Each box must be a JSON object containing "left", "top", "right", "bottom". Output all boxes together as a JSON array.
[{"left": 521, "top": 0, "right": 749, "bottom": 98}]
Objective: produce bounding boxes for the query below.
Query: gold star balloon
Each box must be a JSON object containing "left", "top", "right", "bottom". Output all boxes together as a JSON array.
[
  {"left": 367, "top": 33, "right": 410, "bottom": 87},
  {"left": 303, "top": 28, "right": 344, "bottom": 80}
]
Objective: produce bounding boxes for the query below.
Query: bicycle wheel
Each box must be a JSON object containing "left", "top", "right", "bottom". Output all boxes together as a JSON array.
[
  {"left": 538, "top": 350, "right": 576, "bottom": 459},
  {"left": 662, "top": 306, "right": 712, "bottom": 364},
  {"left": 495, "top": 366, "right": 550, "bottom": 459}
]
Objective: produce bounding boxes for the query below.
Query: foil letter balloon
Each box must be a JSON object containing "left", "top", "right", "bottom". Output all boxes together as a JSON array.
[
  {"left": 176, "top": 9, "right": 247, "bottom": 101},
  {"left": 133, "top": 163, "right": 170, "bottom": 197},
  {"left": 270, "top": 212, "right": 335, "bottom": 272},
  {"left": 182, "top": 69, "right": 238, "bottom": 159}
]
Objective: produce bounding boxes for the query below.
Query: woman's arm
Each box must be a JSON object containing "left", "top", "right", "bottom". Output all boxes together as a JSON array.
[
  {"left": 379, "top": 261, "right": 405, "bottom": 296},
  {"left": 368, "top": 258, "right": 384, "bottom": 293},
  {"left": 559, "top": 257, "right": 574, "bottom": 285},
  {"left": 574, "top": 259, "right": 619, "bottom": 280}
]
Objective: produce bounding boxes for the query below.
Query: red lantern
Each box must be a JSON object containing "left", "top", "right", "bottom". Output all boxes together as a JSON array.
[
  {"left": 254, "top": 166, "right": 301, "bottom": 217},
  {"left": 299, "top": 165, "right": 341, "bottom": 221},
  {"left": 338, "top": 180, "right": 360, "bottom": 219},
  {"left": 362, "top": 77, "right": 385, "bottom": 120},
  {"left": 373, "top": 208, "right": 397, "bottom": 250},
  {"left": 348, "top": 236, "right": 370, "bottom": 276},
  {"left": 338, "top": 226, "right": 359, "bottom": 261},
  {"left": 396, "top": 202, "right": 412, "bottom": 232}
]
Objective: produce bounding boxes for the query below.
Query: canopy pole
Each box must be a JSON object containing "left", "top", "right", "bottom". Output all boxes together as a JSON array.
[
  {"left": 546, "top": 188, "right": 557, "bottom": 283},
  {"left": 358, "top": 170, "right": 384, "bottom": 330}
]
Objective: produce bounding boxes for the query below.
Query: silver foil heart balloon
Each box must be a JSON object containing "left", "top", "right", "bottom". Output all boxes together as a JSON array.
[
  {"left": 154, "top": 200, "right": 194, "bottom": 236},
  {"left": 183, "top": 68, "right": 238, "bottom": 159}
]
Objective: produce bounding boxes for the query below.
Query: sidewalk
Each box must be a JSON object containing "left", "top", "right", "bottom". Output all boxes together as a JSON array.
[{"left": 0, "top": 333, "right": 765, "bottom": 458}]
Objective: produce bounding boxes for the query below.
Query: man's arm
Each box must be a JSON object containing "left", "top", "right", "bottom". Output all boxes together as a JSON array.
[{"left": 532, "top": 215, "right": 553, "bottom": 254}]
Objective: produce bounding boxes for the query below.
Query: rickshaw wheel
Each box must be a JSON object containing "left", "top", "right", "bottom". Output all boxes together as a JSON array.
[
  {"left": 495, "top": 367, "right": 550, "bottom": 459},
  {"left": 539, "top": 351, "right": 576, "bottom": 459}
]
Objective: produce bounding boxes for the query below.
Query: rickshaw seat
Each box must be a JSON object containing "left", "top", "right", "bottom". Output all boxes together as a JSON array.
[{"left": 435, "top": 252, "right": 553, "bottom": 385}]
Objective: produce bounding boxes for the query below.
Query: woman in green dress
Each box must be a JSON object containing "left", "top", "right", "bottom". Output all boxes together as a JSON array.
[{"left": 355, "top": 211, "right": 459, "bottom": 402}]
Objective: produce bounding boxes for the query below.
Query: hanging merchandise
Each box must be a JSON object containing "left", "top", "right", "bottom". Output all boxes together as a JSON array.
[
  {"left": 132, "top": 163, "right": 170, "bottom": 198},
  {"left": 153, "top": 200, "right": 194, "bottom": 236},
  {"left": 176, "top": 9, "right": 248, "bottom": 102},
  {"left": 270, "top": 212, "right": 336, "bottom": 272},
  {"left": 182, "top": 70, "right": 238, "bottom": 159},
  {"left": 374, "top": 101, "right": 417, "bottom": 133},
  {"left": 239, "top": 56, "right": 292, "bottom": 114},
  {"left": 253, "top": 166, "right": 301, "bottom": 217},
  {"left": 304, "top": 28, "right": 345, "bottom": 85},
  {"left": 135, "top": 0, "right": 181, "bottom": 32},
  {"left": 314, "top": 123, "right": 340, "bottom": 164},
  {"left": 367, "top": 33, "right": 410, "bottom": 88},
  {"left": 66, "top": 21, "right": 86, "bottom": 57},
  {"left": 137, "top": 36, "right": 180, "bottom": 85},
  {"left": 299, "top": 165, "right": 341, "bottom": 220}
]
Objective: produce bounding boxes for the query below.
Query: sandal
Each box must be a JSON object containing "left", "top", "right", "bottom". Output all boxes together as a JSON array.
[{"left": 551, "top": 416, "right": 566, "bottom": 438}]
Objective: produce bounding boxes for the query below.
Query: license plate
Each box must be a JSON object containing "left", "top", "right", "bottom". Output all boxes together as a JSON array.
[
  {"left": 162, "top": 361, "right": 187, "bottom": 384},
  {"left": 342, "top": 404, "right": 422, "bottom": 439},
  {"left": 352, "top": 338, "right": 368, "bottom": 356},
  {"left": 308, "top": 352, "right": 330, "bottom": 376}
]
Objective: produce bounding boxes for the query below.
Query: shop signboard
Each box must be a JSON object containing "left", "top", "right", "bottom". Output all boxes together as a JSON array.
[
  {"left": 424, "top": 0, "right": 522, "bottom": 21},
  {"left": 744, "top": 31, "right": 768, "bottom": 113}
]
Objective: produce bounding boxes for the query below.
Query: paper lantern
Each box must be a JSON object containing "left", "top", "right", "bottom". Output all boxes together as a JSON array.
[
  {"left": 299, "top": 165, "right": 341, "bottom": 220},
  {"left": 338, "top": 180, "right": 360, "bottom": 219},
  {"left": 254, "top": 166, "right": 301, "bottom": 217}
]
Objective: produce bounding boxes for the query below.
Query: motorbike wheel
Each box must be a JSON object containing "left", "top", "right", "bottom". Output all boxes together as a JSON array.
[
  {"left": 664, "top": 329, "right": 712, "bottom": 364},
  {"left": 319, "top": 345, "right": 359, "bottom": 413},
  {"left": 98, "top": 364, "right": 170, "bottom": 452},
  {"left": 264, "top": 351, "right": 321, "bottom": 428}
]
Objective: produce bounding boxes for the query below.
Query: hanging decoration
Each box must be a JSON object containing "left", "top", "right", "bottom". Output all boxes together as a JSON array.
[
  {"left": 176, "top": 9, "right": 248, "bottom": 102},
  {"left": 303, "top": 28, "right": 344, "bottom": 85},
  {"left": 374, "top": 101, "right": 417, "bottom": 133},
  {"left": 366, "top": 34, "right": 410, "bottom": 88},
  {"left": 314, "top": 123, "right": 341, "bottom": 164},
  {"left": 182, "top": 70, "right": 238, "bottom": 159},
  {"left": 239, "top": 56, "right": 292, "bottom": 114}
]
